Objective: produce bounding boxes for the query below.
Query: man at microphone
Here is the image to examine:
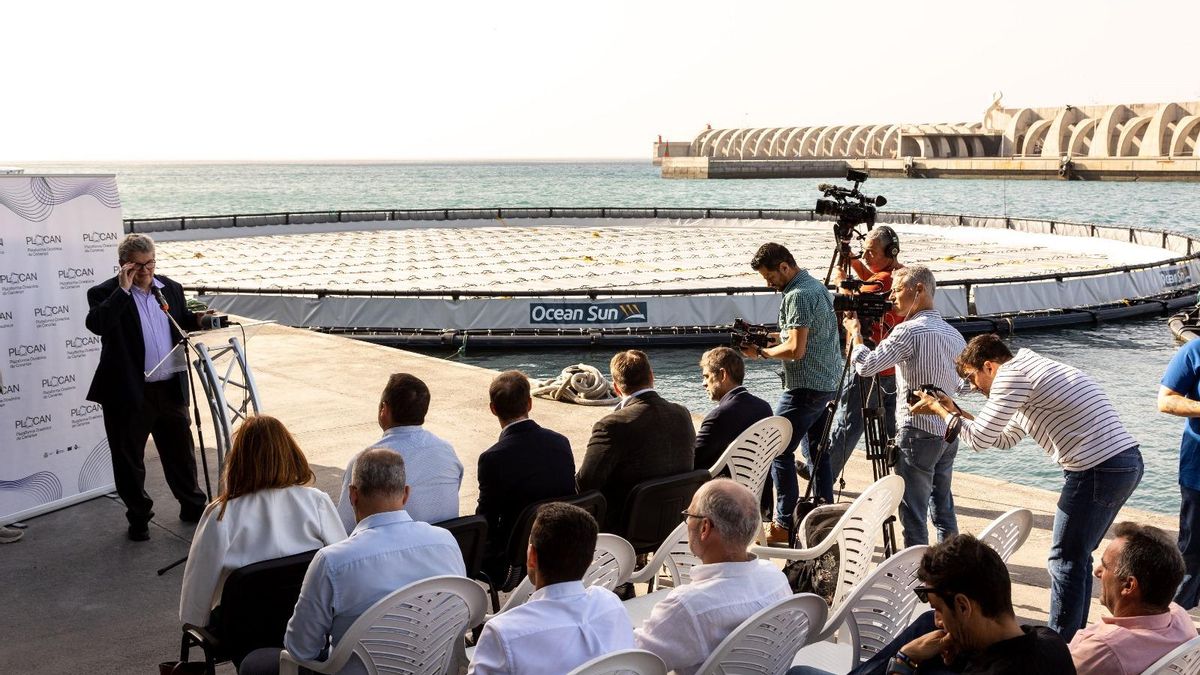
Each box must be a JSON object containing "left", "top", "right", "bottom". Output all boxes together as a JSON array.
[{"left": 85, "top": 233, "right": 211, "bottom": 541}]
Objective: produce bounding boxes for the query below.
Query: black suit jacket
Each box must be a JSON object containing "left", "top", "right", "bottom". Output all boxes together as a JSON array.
[
  {"left": 577, "top": 391, "right": 696, "bottom": 529},
  {"left": 476, "top": 419, "right": 576, "bottom": 556},
  {"left": 85, "top": 274, "right": 201, "bottom": 412},
  {"left": 693, "top": 386, "right": 775, "bottom": 472}
]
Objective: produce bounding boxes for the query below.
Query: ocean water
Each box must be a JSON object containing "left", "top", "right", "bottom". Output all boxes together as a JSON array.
[{"left": 19, "top": 160, "right": 1200, "bottom": 514}]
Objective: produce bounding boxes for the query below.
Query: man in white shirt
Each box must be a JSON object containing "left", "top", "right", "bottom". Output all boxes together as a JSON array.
[
  {"left": 336, "top": 373, "right": 463, "bottom": 531},
  {"left": 240, "top": 449, "right": 467, "bottom": 675},
  {"left": 843, "top": 265, "right": 965, "bottom": 547},
  {"left": 635, "top": 479, "right": 791, "bottom": 675},
  {"left": 914, "top": 334, "right": 1143, "bottom": 643},
  {"left": 469, "top": 502, "right": 634, "bottom": 675}
]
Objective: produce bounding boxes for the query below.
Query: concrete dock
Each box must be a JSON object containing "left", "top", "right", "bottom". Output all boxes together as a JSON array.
[{"left": 1, "top": 323, "right": 1192, "bottom": 673}]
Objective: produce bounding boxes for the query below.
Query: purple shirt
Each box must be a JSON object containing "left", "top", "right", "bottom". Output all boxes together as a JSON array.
[
  {"left": 1069, "top": 603, "right": 1197, "bottom": 675},
  {"left": 129, "top": 278, "right": 176, "bottom": 382}
]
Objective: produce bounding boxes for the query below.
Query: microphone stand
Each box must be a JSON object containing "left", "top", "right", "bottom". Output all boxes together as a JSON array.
[{"left": 148, "top": 285, "right": 215, "bottom": 576}]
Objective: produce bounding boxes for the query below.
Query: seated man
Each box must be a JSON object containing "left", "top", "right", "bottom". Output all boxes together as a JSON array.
[
  {"left": 337, "top": 373, "right": 463, "bottom": 532},
  {"left": 1070, "top": 522, "right": 1196, "bottom": 674},
  {"left": 577, "top": 350, "right": 695, "bottom": 530},
  {"left": 635, "top": 479, "right": 791, "bottom": 675},
  {"left": 469, "top": 503, "right": 634, "bottom": 674},
  {"left": 476, "top": 370, "right": 576, "bottom": 578},
  {"left": 240, "top": 449, "right": 467, "bottom": 675},
  {"left": 792, "top": 534, "right": 1075, "bottom": 675},
  {"left": 694, "top": 347, "right": 773, "bottom": 472}
]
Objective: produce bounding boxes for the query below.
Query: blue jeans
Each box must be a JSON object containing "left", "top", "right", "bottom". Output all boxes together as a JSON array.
[
  {"left": 895, "top": 426, "right": 959, "bottom": 547},
  {"left": 828, "top": 373, "right": 898, "bottom": 480},
  {"left": 774, "top": 388, "right": 836, "bottom": 528},
  {"left": 1048, "top": 446, "right": 1143, "bottom": 642},
  {"left": 1176, "top": 484, "right": 1200, "bottom": 608}
]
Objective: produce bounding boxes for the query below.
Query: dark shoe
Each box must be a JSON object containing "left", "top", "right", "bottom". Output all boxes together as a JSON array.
[
  {"left": 614, "top": 582, "right": 636, "bottom": 600},
  {"left": 128, "top": 523, "right": 150, "bottom": 541},
  {"left": 179, "top": 504, "right": 205, "bottom": 523},
  {"left": 795, "top": 461, "right": 811, "bottom": 481}
]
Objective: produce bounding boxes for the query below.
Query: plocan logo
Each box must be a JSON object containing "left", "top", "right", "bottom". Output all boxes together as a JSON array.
[
  {"left": 34, "top": 304, "right": 71, "bottom": 329},
  {"left": 0, "top": 381, "right": 19, "bottom": 407},
  {"left": 71, "top": 402, "right": 103, "bottom": 427},
  {"left": 0, "top": 270, "right": 39, "bottom": 296},
  {"left": 15, "top": 412, "right": 53, "bottom": 440},
  {"left": 58, "top": 267, "right": 96, "bottom": 290},
  {"left": 64, "top": 334, "right": 102, "bottom": 360},
  {"left": 0, "top": 309, "right": 12, "bottom": 329},
  {"left": 41, "top": 373, "right": 78, "bottom": 400},
  {"left": 9, "top": 343, "right": 49, "bottom": 369},
  {"left": 82, "top": 232, "right": 118, "bottom": 243},
  {"left": 25, "top": 233, "right": 64, "bottom": 257},
  {"left": 529, "top": 302, "right": 648, "bottom": 325}
]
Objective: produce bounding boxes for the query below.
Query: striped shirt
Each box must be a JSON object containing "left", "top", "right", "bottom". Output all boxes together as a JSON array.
[
  {"left": 779, "top": 269, "right": 843, "bottom": 392},
  {"left": 958, "top": 348, "right": 1137, "bottom": 471},
  {"left": 850, "top": 309, "right": 965, "bottom": 435}
]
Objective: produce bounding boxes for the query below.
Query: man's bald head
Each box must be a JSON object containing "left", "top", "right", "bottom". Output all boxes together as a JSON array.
[{"left": 694, "top": 479, "right": 760, "bottom": 551}]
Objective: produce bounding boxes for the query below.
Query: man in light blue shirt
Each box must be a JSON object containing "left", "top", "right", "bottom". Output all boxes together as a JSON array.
[
  {"left": 336, "top": 373, "right": 463, "bottom": 531},
  {"left": 469, "top": 503, "right": 634, "bottom": 675},
  {"left": 240, "top": 449, "right": 467, "bottom": 675}
]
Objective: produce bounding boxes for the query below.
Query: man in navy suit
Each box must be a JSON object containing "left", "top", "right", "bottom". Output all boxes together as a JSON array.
[
  {"left": 694, "top": 347, "right": 774, "bottom": 472},
  {"left": 476, "top": 370, "right": 576, "bottom": 577},
  {"left": 85, "top": 233, "right": 211, "bottom": 541}
]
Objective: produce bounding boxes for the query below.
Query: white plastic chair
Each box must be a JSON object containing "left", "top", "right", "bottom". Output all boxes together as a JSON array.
[
  {"left": 978, "top": 508, "right": 1033, "bottom": 563},
  {"left": 695, "top": 593, "right": 829, "bottom": 675},
  {"left": 567, "top": 649, "right": 668, "bottom": 675},
  {"left": 751, "top": 475, "right": 905, "bottom": 615},
  {"left": 791, "top": 545, "right": 928, "bottom": 672},
  {"left": 279, "top": 575, "right": 487, "bottom": 675},
  {"left": 628, "top": 520, "right": 702, "bottom": 589},
  {"left": 497, "top": 533, "right": 637, "bottom": 614},
  {"left": 708, "top": 416, "right": 792, "bottom": 491},
  {"left": 1143, "top": 634, "right": 1200, "bottom": 675}
]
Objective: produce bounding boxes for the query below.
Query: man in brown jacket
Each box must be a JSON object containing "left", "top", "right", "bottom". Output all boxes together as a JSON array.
[{"left": 577, "top": 350, "right": 696, "bottom": 531}]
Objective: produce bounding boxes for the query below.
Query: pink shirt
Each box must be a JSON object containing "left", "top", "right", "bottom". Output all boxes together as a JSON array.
[{"left": 1069, "top": 603, "right": 1197, "bottom": 675}]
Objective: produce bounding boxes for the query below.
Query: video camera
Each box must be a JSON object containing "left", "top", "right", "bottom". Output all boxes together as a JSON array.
[
  {"left": 832, "top": 279, "right": 893, "bottom": 320},
  {"left": 814, "top": 168, "right": 888, "bottom": 227},
  {"left": 729, "top": 317, "right": 771, "bottom": 350}
]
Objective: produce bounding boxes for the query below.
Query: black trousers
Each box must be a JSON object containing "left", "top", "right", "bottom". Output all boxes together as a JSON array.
[{"left": 102, "top": 379, "right": 207, "bottom": 526}]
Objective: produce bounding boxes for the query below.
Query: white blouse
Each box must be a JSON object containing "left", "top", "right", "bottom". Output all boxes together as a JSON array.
[{"left": 178, "top": 485, "right": 346, "bottom": 626}]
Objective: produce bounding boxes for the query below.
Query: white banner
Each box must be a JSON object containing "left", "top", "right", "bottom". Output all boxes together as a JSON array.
[{"left": 0, "top": 174, "right": 123, "bottom": 524}]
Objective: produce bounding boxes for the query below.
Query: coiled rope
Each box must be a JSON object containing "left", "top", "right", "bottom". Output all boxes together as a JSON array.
[{"left": 531, "top": 364, "right": 620, "bottom": 406}]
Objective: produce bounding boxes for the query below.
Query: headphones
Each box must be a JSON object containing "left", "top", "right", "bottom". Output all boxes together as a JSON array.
[{"left": 875, "top": 225, "right": 900, "bottom": 258}]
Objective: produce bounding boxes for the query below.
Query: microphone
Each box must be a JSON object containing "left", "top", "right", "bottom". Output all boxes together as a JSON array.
[{"left": 151, "top": 286, "right": 170, "bottom": 312}]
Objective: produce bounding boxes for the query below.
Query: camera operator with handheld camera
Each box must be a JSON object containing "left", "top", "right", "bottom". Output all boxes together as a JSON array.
[
  {"left": 911, "top": 334, "right": 1143, "bottom": 643},
  {"left": 744, "top": 243, "right": 843, "bottom": 545},
  {"left": 843, "top": 265, "right": 965, "bottom": 548},
  {"left": 85, "top": 233, "right": 221, "bottom": 542},
  {"left": 823, "top": 225, "right": 906, "bottom": 481}
]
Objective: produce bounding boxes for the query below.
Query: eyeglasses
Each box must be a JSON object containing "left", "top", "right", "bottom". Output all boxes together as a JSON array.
[
  {"left": 681, "top": 510, "right": 705, "bottom": 522},
  {"left": 128, "top": 260, "right": 156, "bottom": 270},
  {"left": 913, "top": 585, "right": 943, "bottom": 603}
]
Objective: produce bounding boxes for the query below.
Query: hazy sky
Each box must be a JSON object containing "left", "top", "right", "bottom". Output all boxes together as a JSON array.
[{"left": 6, "top": 1, "right": 1198, "bottom": 161}]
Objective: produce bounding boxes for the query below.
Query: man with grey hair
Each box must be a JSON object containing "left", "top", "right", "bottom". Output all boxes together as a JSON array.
[
  {"left": 86, "top": 232, "right": 215, "bottom": 541},
  {"left": 842, "top": 264, "right": 966, "bottom": 547},
  {"left": 240, "top": 449, "right": 466, "bottom": 675},
  {"left": 634, "top": 479, "right": 790, "bottom": 675}
]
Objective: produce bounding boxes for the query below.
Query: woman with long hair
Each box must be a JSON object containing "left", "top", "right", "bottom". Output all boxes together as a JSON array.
[{"left": 179, "top": 415, "right": 345, "bottom": 627}]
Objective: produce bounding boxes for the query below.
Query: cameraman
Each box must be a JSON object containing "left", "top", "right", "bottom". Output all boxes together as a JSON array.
[
  {"left": 842, "top": 265, "right": 964, "bottom": 548},
  {"left": 744, "top": 243, "right": 843, "bottom": 544},
  {"left": 825, "top": 226, "right": 906, "bottom": 481}
]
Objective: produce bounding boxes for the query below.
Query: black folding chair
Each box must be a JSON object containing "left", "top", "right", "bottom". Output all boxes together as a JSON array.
[
  {"left": 179, "top": 549, "right": 317, "bottom": 674},
  {"left": 491, "top": 490, "right": 607, "bottom": 608},
  {"left": 435, "top": 514, "right": 489, "bottom": 581},
  {"left": 617, "top": 470, "right": 711, "bottom": 554}
]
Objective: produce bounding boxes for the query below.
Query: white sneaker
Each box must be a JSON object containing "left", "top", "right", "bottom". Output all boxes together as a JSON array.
[{"left": 0, "top": 526, "right": 23, "bottom": 544}]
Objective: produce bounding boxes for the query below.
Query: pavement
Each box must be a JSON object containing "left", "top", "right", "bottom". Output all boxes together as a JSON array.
[{"left": 1, "top": 322, "right": 1193, "bottom": 673}]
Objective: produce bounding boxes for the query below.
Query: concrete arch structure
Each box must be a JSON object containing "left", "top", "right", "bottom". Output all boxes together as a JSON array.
[{"left": 675, "top": 100, "right": 1200, "bottom": 163}]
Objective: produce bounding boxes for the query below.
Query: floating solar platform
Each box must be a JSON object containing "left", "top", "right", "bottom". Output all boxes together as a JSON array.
[{"left": 137, "top": 208, "right": 1200, "bottom": 347}]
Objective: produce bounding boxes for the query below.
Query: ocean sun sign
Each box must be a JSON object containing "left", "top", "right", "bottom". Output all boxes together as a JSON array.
[{"left": 529, "top": 301, "right": 648, "bottom": 325}]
